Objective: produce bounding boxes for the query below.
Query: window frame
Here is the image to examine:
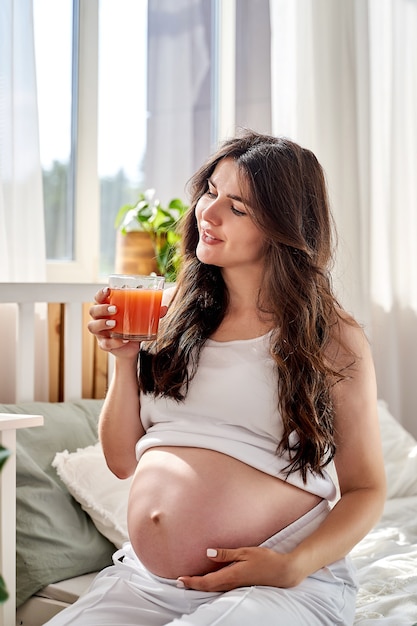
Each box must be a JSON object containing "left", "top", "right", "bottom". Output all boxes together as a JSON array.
[
  {"left": 46, "top": 0, "right": 100, "bottom": 282},
  {"left": 45, "top": 0, "right": 270, "bottom": 283}
]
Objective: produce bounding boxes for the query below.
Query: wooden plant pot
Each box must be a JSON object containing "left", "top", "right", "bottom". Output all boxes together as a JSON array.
[{"left": 114, "top": 231, "right": 158, "bottom": 276}]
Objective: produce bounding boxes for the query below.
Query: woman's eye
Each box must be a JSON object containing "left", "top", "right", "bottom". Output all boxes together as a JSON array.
[
  {"left": 206, "top": 189, "right": 217, "bottom": 199},
  {"left": 231, "top": 206, "right": 246, "bottom": 217}
]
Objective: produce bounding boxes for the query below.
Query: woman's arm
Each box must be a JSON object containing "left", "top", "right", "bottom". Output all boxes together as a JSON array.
[
  {"left": 286, "top": 319, "right": 386, "bottom": 582},
  {"left": 87, "top": 285, "right": 175, "bottom": 479},
  {"left": 88, "top": 287, "right": 144, "bottom": 479},
  {"left": 178, "top": 319, "right": 386, "bottom": 591},
  {"left": 98, "top": 355, "right": 144, "bottom": 479}
]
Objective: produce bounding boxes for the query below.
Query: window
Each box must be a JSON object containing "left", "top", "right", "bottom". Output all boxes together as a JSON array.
[
  {"left": 34, "top": 0, "right": 99, "bottom": 282},
  {"left": 33, "top": 0, "right": 271, "bottom": 282},
  {"left": 98, "top": 0, "right": 148, "bottom": 275},
  {"left": 33, "top": 0, "right": 74, "bottom": 261}
]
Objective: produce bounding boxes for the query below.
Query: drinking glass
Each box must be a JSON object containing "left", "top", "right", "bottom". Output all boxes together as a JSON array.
[{"left": 108, "top": 274, "right": 165, "bottom": 340}]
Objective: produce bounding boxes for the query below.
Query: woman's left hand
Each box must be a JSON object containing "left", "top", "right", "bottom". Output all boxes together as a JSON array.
[{"left": 177, "top": 546, "right": 303, "bottom": 592}]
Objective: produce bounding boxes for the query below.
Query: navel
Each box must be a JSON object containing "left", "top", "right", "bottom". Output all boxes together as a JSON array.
[{"left": 150, "top": 510, "right": 162, "bottom": 524}]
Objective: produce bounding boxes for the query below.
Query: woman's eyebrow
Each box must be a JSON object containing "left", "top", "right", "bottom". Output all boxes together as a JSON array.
[{"left": 207, "top": 177, "right": 247, "bottom": 204}]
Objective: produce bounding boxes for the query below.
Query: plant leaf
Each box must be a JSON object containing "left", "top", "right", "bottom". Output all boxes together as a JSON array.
[
  {"left": 0, "top": 447, "right": 10, "bottom": 604},
  {"left": 168, "top": 198, "right": 187, "bottom": 212},
  {"left": 0, "top": 445, "right": 11, "bottom": 472},
  {"left": 0, "top": 575, "right": 8, "bottom": 603},
  {"left": 114, "top": 203, "right": 135, "bottom": 229}
]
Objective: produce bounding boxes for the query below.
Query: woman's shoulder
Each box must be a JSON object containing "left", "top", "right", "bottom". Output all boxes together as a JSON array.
[
  {"left": 335, "top": 306, "right": 366, "bottom": 343},
  {"left": 162, "top": 285, "right": 177, "bottom": 307},
  {"left": 328, "top": 306, "right": 371, "bottom": 370}
]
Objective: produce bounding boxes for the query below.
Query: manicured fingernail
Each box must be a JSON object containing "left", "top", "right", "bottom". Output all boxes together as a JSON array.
[
  {"left": 122, "top": 339, "right": 130, "bottom": 344},
  {"left": 107, "top": 305, "right": 116, "bottom": 314},
  {"left": 176, "top": 579, "right": 186, "bottom": 589},
  {"left": 102, "top": 287, "right": 110, "bottom": 295},
  {"left": 105, "top": 320, "right": 116, "bottom": 327},
  {"left": 207, "top": 549, "right": 217, "bottom": 557}
]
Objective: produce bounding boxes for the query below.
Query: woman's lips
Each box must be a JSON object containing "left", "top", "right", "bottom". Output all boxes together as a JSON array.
[{"left": 201, "top": 228, "right": 221, "bottom": 244}]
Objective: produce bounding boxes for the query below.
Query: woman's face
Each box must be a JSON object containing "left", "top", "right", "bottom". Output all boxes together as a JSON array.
[{"left": 195, "top": 158, "right": 265, "bottom": 273}]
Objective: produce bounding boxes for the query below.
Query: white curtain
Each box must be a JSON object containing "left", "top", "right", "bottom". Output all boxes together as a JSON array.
[
  {"left": 270, "top": 0, "right": 417, "bottom": 438},
  {"left": 145, "top": 0, "right": 211, "bottom": 204},
  {"left": 0, "top": 0, "right": 46, "bottom": 281},
  {"left": 0, "top": 0, "right": 47, "bottom": 401}
]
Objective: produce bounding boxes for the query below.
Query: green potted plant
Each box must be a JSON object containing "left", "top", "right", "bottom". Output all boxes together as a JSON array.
[
  {"left": 0, "top": 445, "right": 11, "bottom": 603},
  {"left": 114, "top": 189, "right": 188, "bottom": 283}
]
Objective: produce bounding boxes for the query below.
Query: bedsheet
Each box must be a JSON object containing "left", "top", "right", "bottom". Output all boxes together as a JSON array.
[{"left": 352, "top": 495, "right": 417, "bottom": 625}]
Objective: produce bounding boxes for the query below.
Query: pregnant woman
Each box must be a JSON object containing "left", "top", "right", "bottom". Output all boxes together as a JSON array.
[{"left": 45, "top": 130, "right": 386, "bottom": 625}]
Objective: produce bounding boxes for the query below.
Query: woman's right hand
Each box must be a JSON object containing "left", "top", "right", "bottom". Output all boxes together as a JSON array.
[{"left": 87, "top": 286, "right": 141, "bottom": 359}]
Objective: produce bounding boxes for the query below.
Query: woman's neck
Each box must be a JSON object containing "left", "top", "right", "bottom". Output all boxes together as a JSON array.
[
  {"left": 212, "top": 268, "right": 274, "bottom": 341},
  {"left": 221, "top": 265, "right": 264, "bottom": 310}
]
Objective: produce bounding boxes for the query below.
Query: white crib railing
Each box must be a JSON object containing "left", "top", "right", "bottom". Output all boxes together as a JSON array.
[
  {"left": 0, "top": 282, "right": 109, "bottom": 625},
  {"left": 0, "top": 283, "right": 109, "bottom": 403}
]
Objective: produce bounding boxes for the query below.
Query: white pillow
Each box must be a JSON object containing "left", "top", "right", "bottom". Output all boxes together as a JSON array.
[
  {"left": 52, "top": 443, "right": 132, "bottom": 548},
  {"left": 378, "top": 400, "right": 417, "bottom": 499}
]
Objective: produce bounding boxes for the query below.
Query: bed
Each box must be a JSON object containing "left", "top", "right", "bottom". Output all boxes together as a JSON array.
[{"left": 0, "top": 282, "right": 416, "bottom": 626}]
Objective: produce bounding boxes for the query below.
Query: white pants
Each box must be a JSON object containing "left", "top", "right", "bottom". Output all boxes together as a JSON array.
[{"left": 44, "top": 500, "right": 358, "bottom": 626}]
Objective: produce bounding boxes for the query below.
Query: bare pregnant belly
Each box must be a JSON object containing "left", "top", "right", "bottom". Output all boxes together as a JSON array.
[{"left": 127, "top": 447, "right": 322, "bottom": 579}]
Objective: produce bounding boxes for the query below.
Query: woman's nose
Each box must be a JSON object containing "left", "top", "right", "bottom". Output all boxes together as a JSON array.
[{"left": 201, "top": 199, "right": 221, "bottom": 225}]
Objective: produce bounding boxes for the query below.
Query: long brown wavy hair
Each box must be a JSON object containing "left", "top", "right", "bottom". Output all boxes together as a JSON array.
[{"left": 139, "top": 129, "right": 355, "bottom": 481}]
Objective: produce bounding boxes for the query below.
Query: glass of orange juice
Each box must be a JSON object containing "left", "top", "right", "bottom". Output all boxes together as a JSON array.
[{"left": 108, "top": 274, "right": 165, "bottom": 341}]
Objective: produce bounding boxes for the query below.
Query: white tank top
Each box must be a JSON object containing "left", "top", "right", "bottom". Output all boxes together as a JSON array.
[{"left": 137, "top": 333, "right": 337, "bottom": 501}]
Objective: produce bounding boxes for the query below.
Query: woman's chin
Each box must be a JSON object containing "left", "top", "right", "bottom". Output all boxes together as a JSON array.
[{"left": 196, "top": 246, "right": 220, "bottom": 267}]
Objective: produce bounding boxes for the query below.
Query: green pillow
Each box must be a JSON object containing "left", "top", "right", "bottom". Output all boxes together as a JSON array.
[{"left": 0, "top": 400, "right": 115, "bottom": 607}]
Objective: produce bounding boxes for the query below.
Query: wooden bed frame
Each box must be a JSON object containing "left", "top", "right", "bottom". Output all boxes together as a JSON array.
[{"left": 0, "top": 282, "right": 110, "bottom": 626}]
